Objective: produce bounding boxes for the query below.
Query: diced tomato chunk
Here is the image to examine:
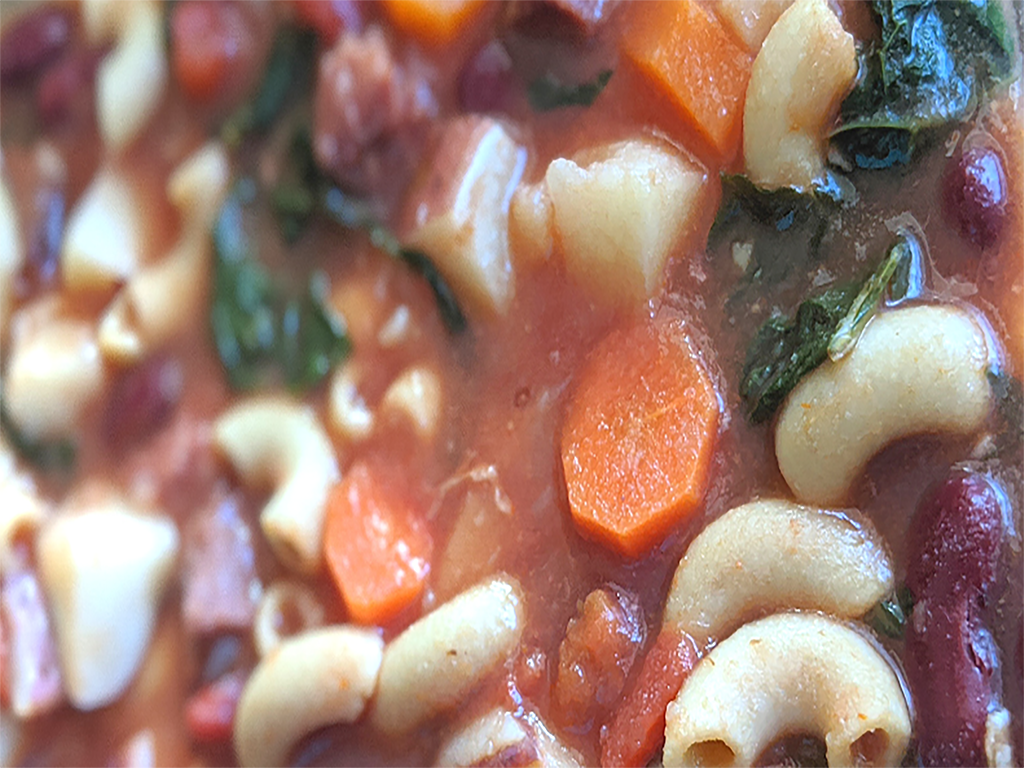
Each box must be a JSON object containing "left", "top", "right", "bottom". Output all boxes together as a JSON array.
[{"left": 185, "top": 671, "right": 247, "bottom": 743}]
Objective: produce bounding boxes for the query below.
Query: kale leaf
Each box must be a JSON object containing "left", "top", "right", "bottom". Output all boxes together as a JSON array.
[
  {"left": 740, "top": 230, "right": 926, "bottom": 423},
  {"left": 832, "top": 0, "right": 1018, "bottom": 167},
  {"left": 0, "top": 406, "right": 76, "bottom": 476},
  {"left": 222, "top": 27, "right": 318, "bottom": 146},
  {"left": 741, "top": 285, "right": 857, "bottom": 424},
  {"left": 210, "top": 181, "right": 350, "bottom": 392},
  {"left": 527, "top": 69, "right": 613, "bottom": 112},
  {"left": 867, "top": 585, "right": 914, "bottom": 639}
]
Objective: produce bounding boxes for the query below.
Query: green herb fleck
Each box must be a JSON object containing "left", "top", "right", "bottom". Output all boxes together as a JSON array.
[
  {"left": 868, "top": 585, "right": 914, "bottom": 639},
  {"left": 222, "top": 28, "right": 318, "bottom": 146},
  {"left": 400, "top": 249, "right": 468, "bottom": 335},
  {"left": 527, "top": 69, "right": 612, "bottom": 112},
  {"left": 210, "top": 183, "right": 351, "bottom": 392}
]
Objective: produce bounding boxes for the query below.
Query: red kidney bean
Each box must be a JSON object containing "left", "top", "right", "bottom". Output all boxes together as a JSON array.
[
  {"left": 291, "top": 0, "right": 363, "bottom": 44},
  {"left": 943, "top": 145, "right": 1008, "bottom": 249},
  {"left": 0, "top": 7, "right": 72, "bottom": 84},
  {"left": 185, "top": 670, "right": 247, "bottom": 743},
  {"left": 905, "top": 596, "right": 998, "bottom": 767},
  {"left": 905, "top": 469, "right": 1004, "bottom": 602},
  {"left": 459, "top": 41, "right": 516, "bottom": 114},
  {"left": 104, "top": 354, "right": 184, "bottom": 451},
  {"left": 36, "top": 48, "right": 105, "bottom": 128}
]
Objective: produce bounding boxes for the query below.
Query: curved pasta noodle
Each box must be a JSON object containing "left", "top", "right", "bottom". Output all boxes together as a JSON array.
[
  {"left": 663, "top": 499, "right": 893, "bottom": 646},
  {"left": 213, "top": 399, "right": 340, "bottom": 574},
  {"left": 83, "top": 0, "right": 167, "bottom": 151},
  {"left": 775, "top": 304, "right": 993, "bottom": 505},
  {"left": 234, "top": 626, "right": 384, "bottom": 768},
  {"left": 99, "top": 143, "right": 230, "bottom": 363},
  {"left": 4, "top": 298, "right": 105, "bottom": 439},
  {"left": 380, "top": 365, "right": 443, "bottom": 439},
  {"left": 328, "top": 361, "right": 375, "bottom": 441},
  {"left": 36, "top": 490, "right": 179, "bottom": 711},
  {"left": 0, "top": 168, "right": 22, "bottom": 332},
  {"left": 0, "top": 441, "right": 48, "bottom": 575},
  {"left": 371, "top": 576, "right": 524, "bottom": 735},
  {"left": 253, "top": 580, "right": 326, "bottom": 658},
  {"left": 664, "top": 612, "right": 912, "bottom": 767}
]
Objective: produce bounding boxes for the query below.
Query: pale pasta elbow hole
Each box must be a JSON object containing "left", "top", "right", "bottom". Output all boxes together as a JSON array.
[
  {"left": 663, "top": 612, "right": 912, "bottom": 767},
  {"left": 213, "top": 399, "right": 340, "bottom": 574}
]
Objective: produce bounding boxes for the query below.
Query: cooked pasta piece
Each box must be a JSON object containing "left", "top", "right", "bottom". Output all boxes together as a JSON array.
[
  {"left": 663, "top": 499, "right": 893, "bottom": 646},
  {"left": 35, "top": 489, "right": 179, "bottom": 710},
  {"left": 253, "top": 580, "right": 326, "bottom": 658},
  {"left": 0, "top": 441, "right": 48, "bottom": 575},
  {"left": 83, "top": 0, "right": 167, "bottom": 150},
  {"left": 234, "top": 626, "right": 384, "bottom": 768},
  {"left": 0, "top": 167, "right": 22, "bottom": 332},
  {"left": 776, "top": 305, "right": 994, "bottom": 505},
  {"left": 371, "top": 575, "right": 524, "bottom": 735},
  {"left": 4, "top": 298, "right": 105, "bottom": 439},
  {"left": 664, "top": 612, "right": 912, "bottom": 767},
  {"left": 328, "top": 361, "right": 375, "bottom": 442},
  {"left": 99, "top": 142, "right": 230, "bottom": 362},
  {"left": 380, "top": 365, "right": 443, "bottom": 439},
  {"left": 213, "top": 398, "right": 340, "bottom": 574},
  {"left": 742, "top": 0, "right": 856, "bottom": 188}
]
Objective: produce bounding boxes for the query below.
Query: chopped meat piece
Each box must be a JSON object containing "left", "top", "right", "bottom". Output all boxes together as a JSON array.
[
  {"left": 0, "top": 566, "right": 64, "bottom": 718},
  {"left": 552, "top": 585, "right": 645, "bottom": 730},
  {"left": 313, "top": 26, "right": 437, "bottom": 209},
  {"left": 182, "top": 492, "right": 261, "bottom": 636},
  {"left": 185, "top": 670, "right": 247, "bottom": 743},
  {"left": 124, "top": 413, "right": 220, "bottom": 520}
]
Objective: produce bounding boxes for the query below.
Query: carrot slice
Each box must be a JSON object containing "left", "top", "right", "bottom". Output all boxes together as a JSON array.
[
  {"left": 561, "top": 312, "right": 719, "bottom": 558},
  {"left": 620, "top": 0, "right": 752, "bottom": 162},
  {"left": 323, "top": 462, "right": 432, "bottom": 626},
  {"left": 600, "top": 629, "right": 699, "bottom": 768},
  {"left": 382, "top": 0, "right": 488, "bottom": 46}
]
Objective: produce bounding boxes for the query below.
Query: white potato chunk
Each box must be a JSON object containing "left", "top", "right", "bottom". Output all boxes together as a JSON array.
[
  {"left": 776, "top": 305, "right": 993, "bottom": 505},
  {"left": 743, "top": 0, "right": 856, "bottom": 188},
  {"left": 0, "top": 168, "right": 23, "bottom": 332},
  {"left": 664, "top": 499, "right": 893, "bottom": 646},
  {"left": 545, "top": 139, "right": 707, "bottom": 306},
  {"left": 371, "top": 576, "right": 524, "bottom": 735},
  {"left": 61, "top": 168, "right": 143, "bottom": 292},
  {"left": 714, "top": 0, "right": 793, "bottom": 52},
  {"left": 213, "top": 399, "right": 340, "bottom": 574},
  {"left": 36, "top": 493, "right": 179, "bottom": 710},
  {"left": 406, "top": 116, "right": 525, "bottom": 316},
  {"left": 4, "top": 301, "right": 105, "bottom": 440},
  {"left": 664, "top": 613, "right": 911, "bottom": 767}
]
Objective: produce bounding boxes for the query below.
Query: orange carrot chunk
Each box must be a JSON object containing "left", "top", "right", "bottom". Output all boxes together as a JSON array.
[
  {"left": 561, "top": 311, "right": 719, "bottom": 558},
  {"left": 382, "top": 0, "right": 488, "bottom": 46},
  {"left": 620, "top": 0, "right": 752, "bottom": 163},
  {"left": 323, "top": 462, "right": 432, "bottom": 626},
  {"left": 600, "top": 629, "right": 700, "bottom": 768}
]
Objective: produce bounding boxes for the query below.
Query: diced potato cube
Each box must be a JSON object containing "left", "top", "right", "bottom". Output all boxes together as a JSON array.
[
  {"left": 406, "top": 117, "right": 525, "bottom": 317},
  {"left": 545, "top": 139, "right": 707, "bottom": 306}
]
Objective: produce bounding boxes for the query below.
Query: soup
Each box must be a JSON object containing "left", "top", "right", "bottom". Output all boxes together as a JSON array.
[{"left": 0, "top": 1, "right": 1021, "bottom": 766}]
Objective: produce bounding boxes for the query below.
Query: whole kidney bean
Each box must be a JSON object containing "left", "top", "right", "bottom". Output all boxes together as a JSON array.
[
  {"left": 0, "top": 7, "right": 71, "bottom": 84},
  {"left": 943, "top": 145, "right": 1008, "bottom": 249},
  {"left": 905, "top": 469, "right": 1004, "bottom": 601},
  {"left": 104, "top": 354, "right": 184, "bottom": 450},
  {"left": 905, "top": 596, "right": 999, "bottom": 767}
]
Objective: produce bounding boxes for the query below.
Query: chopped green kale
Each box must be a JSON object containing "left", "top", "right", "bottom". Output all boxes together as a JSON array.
[
  {"left": 527, "top": 69, "right": 613, "bottom": 112},
  {"left": 832, "top": 0, "right": 1018, "bottom": 166},
  {"left": 867, "top": 585, "right": 914, "bottom": 639}
]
